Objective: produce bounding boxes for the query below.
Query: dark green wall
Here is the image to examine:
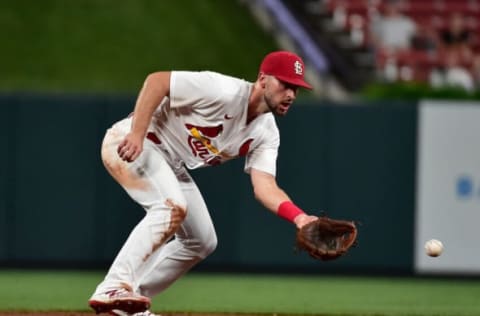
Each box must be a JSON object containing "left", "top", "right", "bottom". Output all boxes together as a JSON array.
[
  {"left": 194, "top": 103, "right": 417, "bottom": 272},
  {"left": 0, "top": 95, "right": 417, "bottom": 273}
]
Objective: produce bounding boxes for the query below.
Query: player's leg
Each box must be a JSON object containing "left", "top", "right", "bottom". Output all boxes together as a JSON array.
[
  {"left": 134, "top": 168, "right": 217, "bottom": 297},
  {"left": 89, "top": 128, "right": 187, "bottom": 314}
]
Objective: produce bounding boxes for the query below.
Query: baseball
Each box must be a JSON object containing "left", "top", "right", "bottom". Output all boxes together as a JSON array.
[{"left": 425, "top": 239, "right": 443, "bottom": 257}]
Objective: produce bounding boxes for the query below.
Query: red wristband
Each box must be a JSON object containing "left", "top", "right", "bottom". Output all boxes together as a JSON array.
[{"left": 277, "top": 201, "right": 305, "bottom": 223}]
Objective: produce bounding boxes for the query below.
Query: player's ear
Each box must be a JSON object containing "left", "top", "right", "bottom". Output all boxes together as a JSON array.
[{"left": 258, "top": 72, "right": 267, "bottom": 88}]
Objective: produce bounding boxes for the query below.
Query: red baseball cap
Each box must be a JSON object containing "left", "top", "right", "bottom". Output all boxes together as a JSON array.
[{"left": 259, "top": 51, "right": 312, "bottom": 90}]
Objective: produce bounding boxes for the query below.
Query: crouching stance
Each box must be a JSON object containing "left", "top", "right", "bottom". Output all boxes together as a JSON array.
[{"left": 89, "top": 51, "right": 318, "bottom": 315}]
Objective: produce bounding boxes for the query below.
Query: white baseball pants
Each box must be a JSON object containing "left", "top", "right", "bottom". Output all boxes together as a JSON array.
[{"left": 93, "top": 126, "right": 217, "bottom": 298}]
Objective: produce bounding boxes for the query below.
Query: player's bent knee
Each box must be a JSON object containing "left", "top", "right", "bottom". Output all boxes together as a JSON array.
[
  {"left": 197, "top": 234, "right": 218, "bottom": 259},
  {"left": 165, "top": 198, "right": 187, "bottom": 223},
  {"left": 143, "top": 199, "right": 187, "bottom": 254},
  {"left": 155, "top": 198, "right": 187, "bottom": 239}
]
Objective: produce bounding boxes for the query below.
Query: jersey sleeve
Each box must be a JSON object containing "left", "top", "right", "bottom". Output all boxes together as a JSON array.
[
  {"left": 170, "top": 71, "right": 222, "bottom": 109},
  {"left": 244, "top": 116, "right": 280, "bottom": 176}
]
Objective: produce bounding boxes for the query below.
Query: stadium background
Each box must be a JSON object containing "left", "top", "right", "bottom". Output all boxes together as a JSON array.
[{"left": 1, "top": 1, "right": 479, "bottom": 315}]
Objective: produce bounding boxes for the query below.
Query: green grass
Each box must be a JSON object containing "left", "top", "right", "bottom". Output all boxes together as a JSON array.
[
  {"left": 0, "top": 0, "right": 277, "bottom": 93},
  {"left": 0, "top": 270, "right": 479, "bottom": 315}
]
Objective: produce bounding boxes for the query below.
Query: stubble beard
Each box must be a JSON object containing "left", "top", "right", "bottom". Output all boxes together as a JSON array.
[{"left": 264, "top": 94, "right": 285, "bottom": 117}]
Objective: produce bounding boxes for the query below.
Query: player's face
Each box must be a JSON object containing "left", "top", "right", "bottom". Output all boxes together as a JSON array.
[{"left": 264, "top": 76, "right": 298, "bottom": 116}]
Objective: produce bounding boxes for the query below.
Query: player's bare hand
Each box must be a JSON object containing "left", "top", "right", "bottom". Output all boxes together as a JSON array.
[
  {"left": 294, "top": 214, "right": 318, "bottom": 229},
  {"left": 117, "top": 133, "right": 144, "bottom": 162}
]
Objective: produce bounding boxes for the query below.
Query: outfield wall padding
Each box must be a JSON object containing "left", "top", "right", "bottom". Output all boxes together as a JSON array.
[{"left": 0, "top": 95, "right": 416, "bottom": 273}]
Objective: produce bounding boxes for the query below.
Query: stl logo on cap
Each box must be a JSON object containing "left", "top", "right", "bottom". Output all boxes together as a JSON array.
[
  {"left": 294, "top": 60, "right": 303, "bottom": 75},
  {"left": 259, "top": 51, "right": 312, "bottom": 89}
]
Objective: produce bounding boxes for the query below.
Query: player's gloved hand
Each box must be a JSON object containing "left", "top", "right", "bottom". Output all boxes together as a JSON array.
[
  {"left": 117, "top": 132, "right": 144, "bottom": 162},
  {"left": 296, "top": 214, "right": 358, "bottom": 261},
  {"left": 294, "top": 214, "right": 318, "bottom": 229}
]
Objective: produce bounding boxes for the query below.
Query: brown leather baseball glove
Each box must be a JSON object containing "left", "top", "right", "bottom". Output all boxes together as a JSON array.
[{"left": 296, "top": 216, "right": 358, "bottom": 261}]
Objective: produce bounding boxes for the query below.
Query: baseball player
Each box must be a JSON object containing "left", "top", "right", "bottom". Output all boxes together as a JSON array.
[{"left": 88, "top": 51, "right": 319, "bottom": 316}]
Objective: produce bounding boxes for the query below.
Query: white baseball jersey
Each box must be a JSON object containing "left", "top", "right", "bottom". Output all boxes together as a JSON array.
[{"left": 115, "top": 71, "right": 280, "bottom": 176}]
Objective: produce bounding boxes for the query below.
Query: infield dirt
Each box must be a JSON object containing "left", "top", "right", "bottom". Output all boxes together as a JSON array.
[{"left": 0, "top": 313, "right": 259, "bottom": 316}]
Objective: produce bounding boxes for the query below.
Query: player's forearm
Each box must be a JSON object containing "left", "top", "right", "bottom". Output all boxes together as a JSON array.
[
  {"left": 255, "top": 185, "right": 313, "bottom": 228},
  {"left": 249, "top": 169, "right": 298, "bottom": 213},
  {"left": 131, "top": 72, "right": 170, "bottom": 137},
  {"left": 250, "top": 169, "right": 310, "bottom": 226},
  {"left": 254, "top": 183, "right": 290, "bottom": 213}
]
